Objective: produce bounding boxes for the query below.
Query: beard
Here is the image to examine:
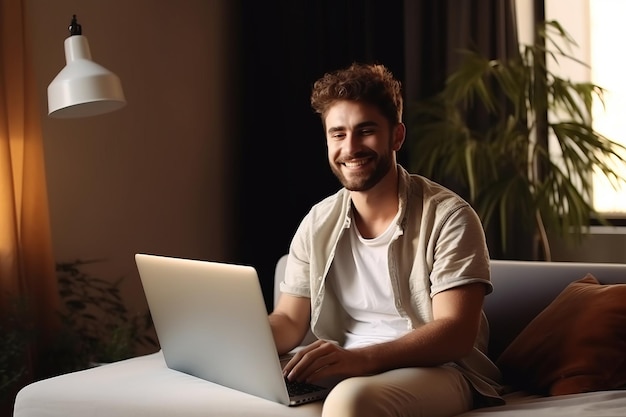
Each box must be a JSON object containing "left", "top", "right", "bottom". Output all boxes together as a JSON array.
[{"left": 330, "top": 147, "right": 394, "bottom": 192}]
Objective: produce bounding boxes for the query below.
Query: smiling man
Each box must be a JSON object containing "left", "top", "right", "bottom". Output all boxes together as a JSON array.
[{"left": 269, "top": 63, "right": 504, "bottom": 417}]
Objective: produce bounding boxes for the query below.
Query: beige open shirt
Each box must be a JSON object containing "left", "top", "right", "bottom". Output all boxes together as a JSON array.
[{"left": 280, "top": 165, "right": 504, "bottom": 405}]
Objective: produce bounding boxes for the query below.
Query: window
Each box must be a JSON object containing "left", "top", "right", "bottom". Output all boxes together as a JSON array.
[
  {"left": 589, "top": 0, "right": 626, "bottom": 215},
  {"left": 544, "top": 0, "right": 626, "bottom": 216}
]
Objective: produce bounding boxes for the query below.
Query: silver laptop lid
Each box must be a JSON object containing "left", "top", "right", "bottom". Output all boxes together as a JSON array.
[{"left": 135, "top": 253, "right": 291, "bottom": 405}]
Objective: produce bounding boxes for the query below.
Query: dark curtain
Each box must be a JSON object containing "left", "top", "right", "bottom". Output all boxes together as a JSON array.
[
  {"left": 233, "top": 0, "right": 405, "bottom": 309},
  {"left": 403, "top": 0, "right": 523, "bottom": 260},
  {"left": 233, "top": 0, "right": 521, "bottom": 309},
  {"left": 404, "top": 0, "right": 520, "bottom": 101}
]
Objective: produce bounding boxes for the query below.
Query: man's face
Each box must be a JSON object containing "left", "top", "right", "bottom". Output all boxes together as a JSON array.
[{"left": 324, "top": 100, "right": 402, "bottom": 192}]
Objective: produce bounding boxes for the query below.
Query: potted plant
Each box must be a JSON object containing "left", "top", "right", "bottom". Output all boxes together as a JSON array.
[
  {"left": 51, "top": 260, "right": 157, "bottom": 371},
  {"left": 408, "top": 20, "right": 626, "bottom": 260},
  {"left": 0, "top": 296, "right": 32, "bottom": 414}
]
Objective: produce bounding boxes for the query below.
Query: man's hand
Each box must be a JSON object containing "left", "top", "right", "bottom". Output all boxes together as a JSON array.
[{"left": 282, "top": 339, "right": 368, "bottom": 383}]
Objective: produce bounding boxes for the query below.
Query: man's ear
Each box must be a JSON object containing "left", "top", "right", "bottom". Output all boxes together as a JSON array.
[{"left": 392, "top": 123, "right": 406, "bottom": 151}]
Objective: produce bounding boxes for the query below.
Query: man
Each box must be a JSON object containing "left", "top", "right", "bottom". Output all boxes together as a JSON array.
[{"left": 269, "top": 63, "right": 503, "bottom": 417}]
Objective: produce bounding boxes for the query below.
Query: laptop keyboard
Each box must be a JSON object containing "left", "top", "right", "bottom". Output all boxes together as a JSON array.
[{"left": 284, "top": 377, "right": 326, "bottom": 396}]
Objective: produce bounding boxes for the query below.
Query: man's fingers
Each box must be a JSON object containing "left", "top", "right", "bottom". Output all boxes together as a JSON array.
[
  {"left": 282, "top": 340, "right": 323, "bottom": 376},
  {"left": 285, "top": 342, "right": 338, "bottom": 381}
]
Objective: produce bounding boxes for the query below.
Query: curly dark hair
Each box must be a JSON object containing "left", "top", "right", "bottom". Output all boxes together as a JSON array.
[{"left": 310, "top": 63, "right": 403, "bottom": 126}]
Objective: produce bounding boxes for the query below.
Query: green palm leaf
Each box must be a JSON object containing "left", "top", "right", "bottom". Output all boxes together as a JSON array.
[{"left": 408, "top": 20, "right": 626, "bottom": 259}]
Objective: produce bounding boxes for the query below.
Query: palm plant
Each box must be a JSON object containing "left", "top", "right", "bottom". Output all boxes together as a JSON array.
[{"left": 408, "top": 20, "right": 626, "bottom": 260}]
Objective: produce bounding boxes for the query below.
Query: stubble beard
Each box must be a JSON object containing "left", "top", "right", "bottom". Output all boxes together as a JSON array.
[{"left": 330, "top": 149, "right": 393, "bottom": 192}]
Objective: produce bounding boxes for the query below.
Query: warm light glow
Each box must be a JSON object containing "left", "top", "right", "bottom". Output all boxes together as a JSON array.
[{"left": 590, "top": 0, "right": 626, "bottom": 214}]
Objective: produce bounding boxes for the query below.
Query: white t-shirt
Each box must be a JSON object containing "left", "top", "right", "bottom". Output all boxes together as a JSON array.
[{"left": 329, "top": 211, "right": 411, "bottom": 348}]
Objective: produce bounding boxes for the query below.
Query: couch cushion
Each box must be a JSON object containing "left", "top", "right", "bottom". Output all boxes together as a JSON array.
[{"left": 496, "top": 274, "right": 626, "bottom": 396}]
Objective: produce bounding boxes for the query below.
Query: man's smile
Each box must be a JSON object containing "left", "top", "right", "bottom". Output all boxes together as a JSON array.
[{"left": 338, "top": 154, "right": 375, "bottom": 169}]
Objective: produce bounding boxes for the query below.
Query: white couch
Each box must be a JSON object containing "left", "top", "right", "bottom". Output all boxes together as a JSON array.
[{"left": 13, "top": 257, "right": 626, "bottom": 416}]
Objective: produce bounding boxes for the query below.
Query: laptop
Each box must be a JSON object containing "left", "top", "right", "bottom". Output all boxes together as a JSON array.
[{"left": 135, "top": 253, "right": 330, "bottom": 406}]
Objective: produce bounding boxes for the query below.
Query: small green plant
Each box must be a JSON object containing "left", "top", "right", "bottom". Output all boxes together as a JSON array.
[
  {"left": 0, "top": 297, "right": 32, "bottom": 404},
  {"left": 54, "top": 260, "right": 157, "bottom": 370}
]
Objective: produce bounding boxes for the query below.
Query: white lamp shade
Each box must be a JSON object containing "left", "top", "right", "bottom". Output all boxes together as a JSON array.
[{"left": 48, "top": 35, "right": 126, "bottom": 118}]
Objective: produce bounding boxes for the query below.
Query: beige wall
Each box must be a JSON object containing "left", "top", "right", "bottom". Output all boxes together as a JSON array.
[
  {"left": 551, "top": 229, "right": 626, "bottom": 263},
  {"left": 26, "top": 0, "right": 237, "bottom": 334}
]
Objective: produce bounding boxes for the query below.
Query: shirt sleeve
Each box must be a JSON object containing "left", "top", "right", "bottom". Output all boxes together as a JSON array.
[
  {"left": 279, "top": 212, "right": 313, "bottom": 298},
  {"left": 428, "top": 204, "right": 492, "bottom": 297}
]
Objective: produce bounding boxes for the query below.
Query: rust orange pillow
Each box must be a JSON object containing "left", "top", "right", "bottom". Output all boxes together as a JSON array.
[{"left": 496, "top": 274, "right": 626, "bottom": 395}]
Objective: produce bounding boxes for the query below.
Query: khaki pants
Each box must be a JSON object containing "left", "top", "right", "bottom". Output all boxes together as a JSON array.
[{"left": 322, "top": 366, "right": 473, "bottom": 417}]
